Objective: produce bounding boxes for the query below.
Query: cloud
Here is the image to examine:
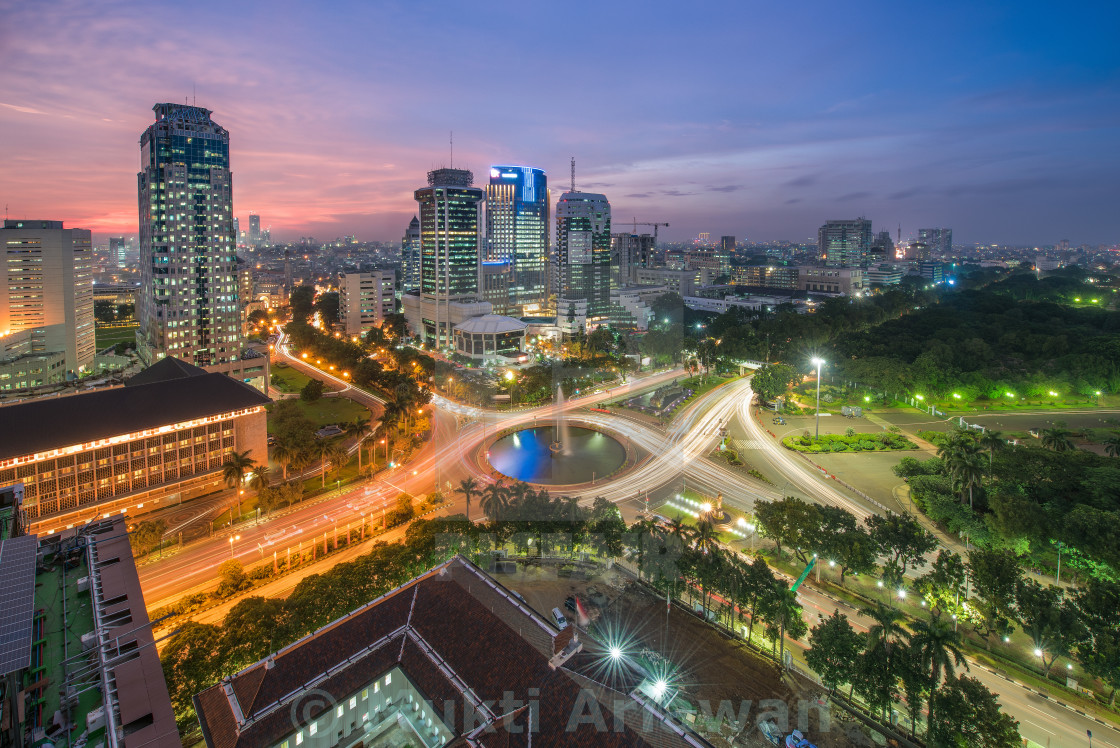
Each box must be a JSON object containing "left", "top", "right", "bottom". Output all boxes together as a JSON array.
[
  {"left": 707, "top": 185, "right": 744, "bottom": 193},
  {"left": 784, "top": 173, "right": 819, "bottom": 188},
  {"left": 625, "top": 193, "right": 651, "bottom": 198},
  {"left": 0, "top": 102, "right": 47, "bottom": 115},
  {"left": 785, "top": 198, "right": 801, "bottom": 204},
  {"left": 661, "top": 189, "right": 697, "bottom": 197}
]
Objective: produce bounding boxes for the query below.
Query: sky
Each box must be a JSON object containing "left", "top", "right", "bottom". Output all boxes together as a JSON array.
[{"left": 1, "top": 0, "right": 1118, "bottom": 246}]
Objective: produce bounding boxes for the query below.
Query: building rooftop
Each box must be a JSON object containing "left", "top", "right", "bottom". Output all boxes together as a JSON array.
[
  {"left": 0, "top": 357, "right": 271, "bottom": 461},
  {"left": 195, "top": 556, "right": 709, "bottom": 748},
  {"left": 453, "top": 315, "right": 528, "bottom": 335}
]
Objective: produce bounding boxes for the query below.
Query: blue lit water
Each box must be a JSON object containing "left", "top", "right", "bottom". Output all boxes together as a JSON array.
[{"left": 489, "top": 426, "right": 625, "bottom": 485}]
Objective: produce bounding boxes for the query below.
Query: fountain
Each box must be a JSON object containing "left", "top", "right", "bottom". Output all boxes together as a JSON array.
[
  {"left": 488, "top": 384, "right": 627, "bottom": 485},
  {"left": 550, "top": 386, "right": 572, "bottom": 457}
]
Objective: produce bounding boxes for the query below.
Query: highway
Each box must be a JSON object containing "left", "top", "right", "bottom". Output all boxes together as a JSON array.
[{"left": 134, "top": 338, "right": 1119, "bottom": 745}]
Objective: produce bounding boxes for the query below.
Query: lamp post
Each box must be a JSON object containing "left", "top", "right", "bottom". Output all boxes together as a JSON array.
[
  {"left": 228, "top": 534, "right": 240, "bottom": 559},
  {"left": 811, "top": 357, "right": 825, "bottom": 440}
]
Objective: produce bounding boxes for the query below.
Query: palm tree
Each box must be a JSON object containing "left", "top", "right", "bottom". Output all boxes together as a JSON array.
[
  {"left": 222, "top": 450, "right": 257, "bottom": 519},
  {"left": 343, "top": 419, "right": 372, "bottom": 473},
  {"left": 694, "top": 519, "right": 719, "bottom": 555},
  {"left": 272, "top": 439, "right": 296, "bottom": 481},
  {"left": 909, "top": 615, "right": 967, "bottom": 732},
  {"left": 248, "top": 464, "right": 271, "bottom": 492},
  {"left": 947, "top": 449, "right": 985, "bottom": 509},
  {"left": 666, "top": 515, "right": 694, "bottom": 548},
  {"left": 328, "top": 444, "right": 349, "bottom": 483},
  {"left": 456, "top": 477, "right": 479, "bottom": 522},
  {"left": 977, "top": 429, "right": 1005, "bottom": 473},
  {"left": 318, "top": 441, "right": 333, "bottom": 488},
  {"left": 1102, "top": 430, "right": 1120, "bottom": 458},
  {"left": 859, "top": 602, "right": 910, "bottom": 720},
  {"left": 1041, "top": 427, "right": 1075, "bottom": 452},
  {"left": 480, "top": 482, "right": 508, "bottom": 523}
]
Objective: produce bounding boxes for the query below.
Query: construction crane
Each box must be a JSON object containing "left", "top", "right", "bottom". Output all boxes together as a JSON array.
[{"left": 628, "top": 219, "right": 670, "bottom": 244}]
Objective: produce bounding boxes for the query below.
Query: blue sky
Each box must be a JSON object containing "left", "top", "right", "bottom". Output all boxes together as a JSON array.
[{"left": 1, "top": 0, "right": 1117, "bottom": 244}]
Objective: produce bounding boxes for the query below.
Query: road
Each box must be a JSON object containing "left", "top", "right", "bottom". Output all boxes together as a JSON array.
[{"left": 136, "top": 337, "right": 1119, "bottom": 744}]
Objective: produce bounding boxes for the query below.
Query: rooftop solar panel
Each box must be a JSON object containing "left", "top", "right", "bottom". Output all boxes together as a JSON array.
[{"left": 0, "top": 535, "right": 38, "bottom": 676}]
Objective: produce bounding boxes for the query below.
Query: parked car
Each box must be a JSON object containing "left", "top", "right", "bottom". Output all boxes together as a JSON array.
[
  {"left": 551, "top": 607, "right": 568, "bottom": 629},
  {"left": 564, "top": 596, "right": 577, "bottom": 612}
]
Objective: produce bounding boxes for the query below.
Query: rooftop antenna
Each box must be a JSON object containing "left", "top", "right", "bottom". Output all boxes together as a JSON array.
[
  {"left": 570, "top": 157, "right": 575, "bottom": 192},
  {"left": 897, "top": 224, "right": 901, "bottom": 244},
  {"left": 192, "top": 83, "right": 196, "bottom": 106}
]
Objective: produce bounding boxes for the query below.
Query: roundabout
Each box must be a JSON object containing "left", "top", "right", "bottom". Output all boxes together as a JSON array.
[{"left": 487, "top": 424, "right": 628, "bottom": 485}]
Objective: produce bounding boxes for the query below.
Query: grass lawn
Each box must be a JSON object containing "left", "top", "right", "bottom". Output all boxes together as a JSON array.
[
  {"left": 270, "top": 364, "right": 319, "bottom": 394},
  {"left": 268, "top": 397, "right": 370, "bottom": 432},
  {"left": 95, "top": 324, "right": 139, "bottom": 349}
]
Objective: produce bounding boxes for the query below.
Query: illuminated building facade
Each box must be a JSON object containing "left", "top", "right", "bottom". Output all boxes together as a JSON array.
[
  {"left": 555, "top": 191, "right": 611, "bottom": 332},
  {"left": 818, "top": 218, "right": 872, "bottom": 267},
  {"left": 0, "top": 220, "right": 95, "bottom": 384},
  {"left": 410, "top": 169, "right": 485, "bottom": 348},
  {"left": 486, "top": 166, "right": 549, "bottom": 315},
  {"left": 136, "top": 104, "right": 262, "bottom": 388},
  {"left": 0, "top": 357, "right": 268, "bottom": 534}
]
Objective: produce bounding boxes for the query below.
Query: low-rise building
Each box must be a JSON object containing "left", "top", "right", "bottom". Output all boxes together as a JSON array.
[
  {"left": 194, "top": 555, "right": 710, "bottom": 748},
  {"left": 452, "top": 314, "right": 528, "bottom": 362},
  {"left": 865, "top": 264, "right": 904, "bottom": 286},
  {"left": 798, "top": 266, "right": 864, "bottom": 295},
  {"left": 0, "top": 357, "right": 269, "bottom": 534}
]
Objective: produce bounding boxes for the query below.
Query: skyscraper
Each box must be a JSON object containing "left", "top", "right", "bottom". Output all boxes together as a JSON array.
[
  {"left": 109, "top": 236, "right": 127, "bottom": 268},
  {"left": 401, "top": 216, "right": 421, "bottom": 295},
  {"left": 610, "top": 232, "right": 654, "bottom": 288},
  {"left": 818, "top": 218, "right": 872, "bottom": 267},
  {"left": 486, "top": 166, "right": 549, "bottom": 315},
  {"left": 0, "top": 219, "right": 95, "bottom": 382},
  {"left": 248, "top": 213, "right": 261, "bottom": 245},
  {"left": 917, "top": 228, "right": 952, "bottom": 256},
  {"left": 410, "top": 168, "right": 485, "bottom": 347},
  {"left": 556, "top": 191, "right": 611, "bottom": 331},
  {"left": 136, "top": 103, "right": 252, "bottom": 383}
]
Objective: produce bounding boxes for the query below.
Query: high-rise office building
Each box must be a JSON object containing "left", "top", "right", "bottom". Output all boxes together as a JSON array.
[
  {"left": 248, "top": 213, "right": 261, "bottom": 245},
  {"left": 339, "top": 270, "right": 396, "bottom": 336},
  {"left": 917, "top": 228, "right": 952, "bottom": 256},
  {"left": 486, "top": 166, "right": 549, "bottom": 315},
  {"left": 556, "top": 191, "right": 611, "bottom": 331},
  {"left": 136, "top": 104, "right": 258, "bottom": 386},
  {"left": 818, "top": 218, "right": 872, "bottom": 267},
  {"left": 232, "top": 217, "right": 240, "bottom": 244},
  {"left": 720, "top": 235, "right": 736, "bottom": 255},
  {"left": 401, "top": 215, "right": 421, "bottom": 294},
  {"left": 109, "top": 236, "right": 127, "bottom": 268},
  {"left": 610, "top": 232, "right": 655, "bottom": 288},
  {"left": 410, "top": 168, "right": 485, "bottom": 347},
  {"left": 0, "top": 219, "right": 95, "bottom": 383}
]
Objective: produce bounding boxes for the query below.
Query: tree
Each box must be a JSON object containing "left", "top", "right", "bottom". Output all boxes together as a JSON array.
[
  {"left": 129, "top": 519, "right": 167, "bottom": 555},
  {"left": 947, "top": 449, "right": 986, "bottom": 509},
  {"left": 1103, "top": 431, "right": 1120, "bottom": 458},
  {"left": 978, "top": 429, "right": 1005, "bottom": 473},
  {"left": 967, "top": 548, "right": 1023, "bottom": 647},
  {"left": 221, "top": 450, "right": 256, "bottom": 519},
  {"left": 248, "top": 464, "right": 270, "bottom": 493},
  {"left": 455, "top": 477, "right": 479, "bottom": 522},
  {"left": 751, "top": 363, "right": 799, "bottom": 402},
  {"left": 1072, "top": 579, "right": 1120, "bottom": 705},
  {"left": 755, "top": 496, "right": 820, "bottom": 561},
  {"left": 480, "top": 482, "right": 509, "bottom": 523},
  {"left": 909, "top": 615, "right": 967, "bottom": 730},
  {"left": 272, "top": 439, "right": 296, "bottom": 481},
  {"left": 217, "top": 559, "right": 249, "bottom": 597},
  {"left": 94, "top": 299, "right": 117, "bottom": 322},
  {"left": 343, "top": 419, "right": 371, "bottom": 472},
  {"left": 806, "top": 611, "right": 863, "bottom": 694},
  {"left": 1040, "top": 427, "right": 1075, "bottom": 452},
  {"left": 915, "top": 550, "right": 967, "bottom": 618},
  {"left": 855, "top": 602, "right": 908, "bottom": 720},
  {"left": 1015, "top": 579, "right": 1080, "bottom": 677},
  {"left": 928, "top": 676, "right": 1020, "bottom": 748},
  {"left": 312, "top": 291, "right": 340, "bottom": 330},
  {"left": 289, "top": 285, "right": 315, "bottom": 323},
  {"left": 867, "top": 512, "right": 936, "bottom": 573},
  {"left": 300, "top": 377, "right": 325, "bottom": 402},
  {"left": 160, "top": 622, "right": 226, "bottom": 734},
  {"left": 812, "top": 506, "right": 875, "bottom": 584},
  {"left": 222, "top": 597, "right": 286, "bottom": 671},
  {"left": 758, "top": 580, "right": 807, "bottom": 664}
]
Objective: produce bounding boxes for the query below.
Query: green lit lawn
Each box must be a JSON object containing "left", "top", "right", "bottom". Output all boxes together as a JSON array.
[
  {"left": 270, "top": 364, "right": 316, "bottom": 393},
  {"left": 267, "top": 397, "right": 370, "bottom": 432},
  {"left": 95, "top": 324, "right": 138, "bottom": 349}
]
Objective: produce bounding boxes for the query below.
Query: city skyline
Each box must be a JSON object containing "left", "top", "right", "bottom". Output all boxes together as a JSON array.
[{"left": 1, "top": 1, "right": 1118, "bottom": 246}]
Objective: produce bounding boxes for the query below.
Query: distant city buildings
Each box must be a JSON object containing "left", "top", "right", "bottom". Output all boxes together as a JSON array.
[
  {"left": 818, "top": 218, "right": 872, "bottom": 267},
  {"left": 135, "top": 103, "right": 265, "bottom": 390},
  {"left": 555, "top": 190, "right": 611, "bottom": 333},
  {"left": 248, "top": 212, "right": 261, "bottom": 245},
  {"left": 339, "top": 270, "right": 395, "bottom": 336},
  {"left": 918, "top": 227, "right": 952, "bottom": 256},
  {"left": 610, "top": 232, "right": 655, "bottom": 288},
  {"left": 486, "top": 166, "right": 549, "bottom": 316},
  {"left": 0, "top": 219, "right": 95, "bottom": 388}
]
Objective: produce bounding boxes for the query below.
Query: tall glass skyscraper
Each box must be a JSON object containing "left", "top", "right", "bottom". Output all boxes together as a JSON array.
[
  {"left": 413, "top": 168, "right": 484, "bottom": 346},
  {"left": 556, "top": 191, "right": 611, "bottom": 330},
  {"left": 401, "top": 216, "right": 421, "bottom": 294},
  {"left": 136, "top": 103, "right": 245, "bottom": 377},
  {"left": 486, "top": 166, "right": 548, "bottom": 315},
  {"left": 818, "top": 218, "right": 872, "bottom": 267}
]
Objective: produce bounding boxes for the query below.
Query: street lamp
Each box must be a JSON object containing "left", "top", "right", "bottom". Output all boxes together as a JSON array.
[
  {"left": 811, "top": 357, "right": 825, "bottom": 439},
  {"left": 228, "top": 534, "right": 240, "bottom": 559}
]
